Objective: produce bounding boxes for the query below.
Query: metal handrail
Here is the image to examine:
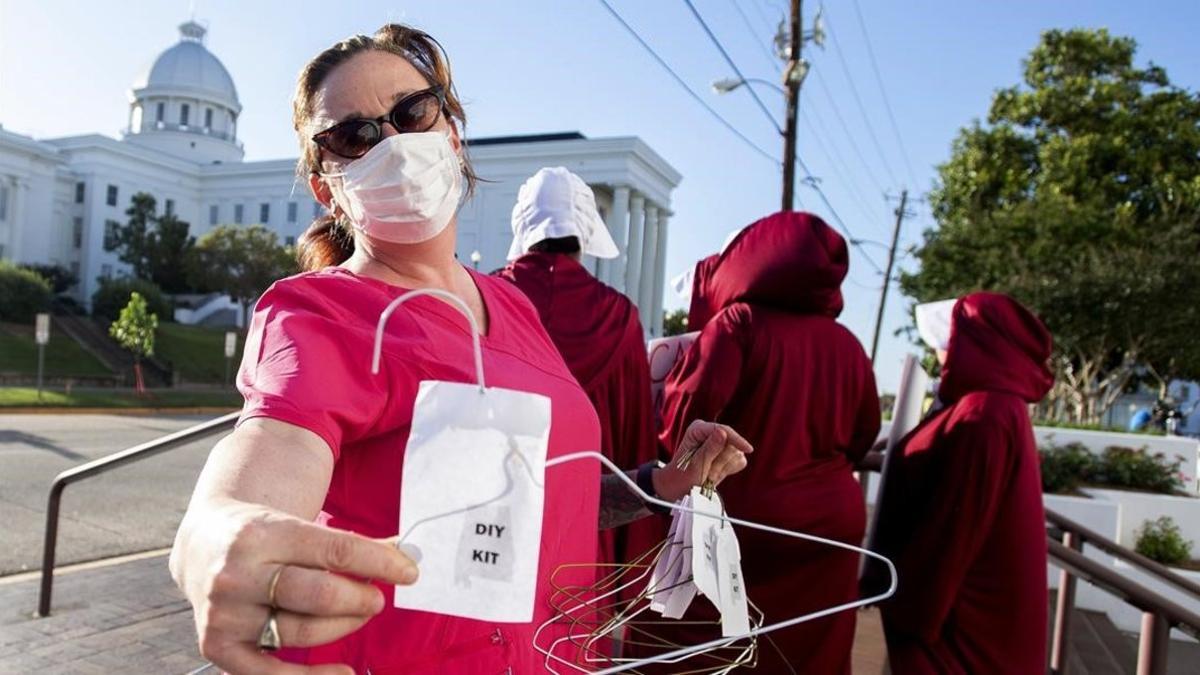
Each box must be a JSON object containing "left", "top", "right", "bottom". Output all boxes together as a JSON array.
[
  {"left": 1047, "top": 538, "right": 1200, "bottom": 639},
  {"left": 1046, "top": 508, "right": 1200, "bottom": 600},
  {"left": 36, "top": 412, "right": 240, "bottom": 617}
]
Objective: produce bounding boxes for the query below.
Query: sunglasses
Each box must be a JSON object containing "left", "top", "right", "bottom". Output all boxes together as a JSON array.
[{"left": 312, "top": 86, "right": 447, "bottom": 160}]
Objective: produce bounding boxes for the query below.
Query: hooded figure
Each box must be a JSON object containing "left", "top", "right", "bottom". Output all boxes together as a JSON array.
[
  {"left": 872, "top": 292, "right": 1054, "bottom": 674},
  {"left": 496, "top": 167, "right": 660, "bottom": 568},
  {"left": 651, "top": 212, "right": 881, "bottom": 673}
]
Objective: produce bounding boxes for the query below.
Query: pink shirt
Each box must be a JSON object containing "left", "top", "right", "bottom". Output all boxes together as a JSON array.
[{"left": 237, "top": 266, "right": 601, "bottom": 674}]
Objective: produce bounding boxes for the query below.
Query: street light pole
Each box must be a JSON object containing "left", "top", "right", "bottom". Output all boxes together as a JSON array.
[
  {"left": 869, "top": 189, "right": 908, "bottom": 364},
  {"left": 781, "top": 0, "right": 802, "bottom": 212}
]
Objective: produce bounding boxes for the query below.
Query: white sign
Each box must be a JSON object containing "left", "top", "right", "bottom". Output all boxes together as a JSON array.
[
  {"left": 35, "top": 313, "right": 51, "bottom": 345},
  {"left": 647, "top": 331, "right": 699, "bottom": 416},
  {"left": 224, "top": 332, "right": 237, "bottom": 358}
]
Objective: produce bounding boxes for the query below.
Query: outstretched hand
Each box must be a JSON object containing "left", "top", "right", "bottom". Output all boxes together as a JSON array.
[{"left": 654, "top": 420, "right": 753, "bottom": 502}]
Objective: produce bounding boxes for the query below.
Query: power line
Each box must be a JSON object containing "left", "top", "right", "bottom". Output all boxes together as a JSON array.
[
  {"left": 595, "top": 0, "right": 778, "bottom": 166},
  {"left": 822, "top": 12, "right": 900, "bottom": 188},
  {"left": 800, "top": 112, "right": 889, "bottom": 234},
  {"left": 849, "top": 0, "right": 920, "bottom": 188},
  {"left": 682, "top": 0, "right": 782, "bottom": 134},
  {"left": 728, "top": 0, "right": 782, "bottom": 73},
  {"left": 810, "top": 68, "right": 888, "bottom": 197},
  {"left": 795, "top": 155, "right": 885, "bottom": 274}
]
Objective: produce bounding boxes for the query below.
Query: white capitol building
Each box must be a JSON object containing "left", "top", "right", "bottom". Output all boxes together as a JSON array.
[{"left": 0, "top": 20, "right": 680, "bottom": 335}]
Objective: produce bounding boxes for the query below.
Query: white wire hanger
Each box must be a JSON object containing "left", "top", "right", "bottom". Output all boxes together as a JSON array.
[{"left": 372, "top": 287, "right": 899, "bottom": 674}]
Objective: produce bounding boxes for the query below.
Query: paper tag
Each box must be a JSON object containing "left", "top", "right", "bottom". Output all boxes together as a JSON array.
[
  {"left": 649, "top": 496, "right": 695, "bottom": 616},
  {"left": 690, "top": 488, "right": 723, "bottom": 604},
  {"left": 716, "top": 525, "right": 750, "bottom": 636}
]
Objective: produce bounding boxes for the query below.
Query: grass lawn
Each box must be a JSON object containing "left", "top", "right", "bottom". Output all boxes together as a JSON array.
[
  {"left": 155, "top": 323, "right": 246, "bottom": 384},
  {"left": 0, "top": 323, "right": 113, "bottom": 377},
  {"left": 0, "top": 387, "right": 242, "bottom": 408}
]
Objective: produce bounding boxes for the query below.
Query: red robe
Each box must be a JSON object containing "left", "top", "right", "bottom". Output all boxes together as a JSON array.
[
  {"left": 872, "top": 292, "right": 1053, "bottom": 674},
  {"left": 687, "top": 253, "right": 721, "bottom": 331},
  {"left": 650, "top": 212, "right": 881, "bottom": 674},
  {"left": 496, "top": 252, "right": 662, "bottom": 566}
]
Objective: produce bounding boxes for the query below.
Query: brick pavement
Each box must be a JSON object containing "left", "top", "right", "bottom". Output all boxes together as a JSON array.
[{"left": 0, "top": 553, "right": 207, "bottom": 674}]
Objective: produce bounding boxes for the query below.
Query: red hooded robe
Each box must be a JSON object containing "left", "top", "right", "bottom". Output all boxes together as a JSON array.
[
  {"left": 651, "top": 212, "right": 881, "bottom": 674},
  {"left": 496, "top": 252, "right": 662, "bottom": 566},
  {"left": 873, "top": 292, "right": 1053, "bottom": 674}
]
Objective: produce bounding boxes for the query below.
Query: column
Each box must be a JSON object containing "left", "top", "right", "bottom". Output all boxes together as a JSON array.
[
  {"left": 650, "top": 212, "right": 670, "bottom": 337},
  {"left": 623, "top": 193, "right": 646, "bottom": 304},
  {"left": 599, "top": 185, "right": 630, "bottom": 291},
  {"left": 638, "top": 204, "right": 660, "bottom": 334},
  {"left": 8, "top": 177, "right": 25, "bottom": 262}
]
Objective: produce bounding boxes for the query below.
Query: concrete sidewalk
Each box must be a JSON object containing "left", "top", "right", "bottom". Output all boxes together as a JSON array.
[{"left": 0, "top": 552, "right": 205, "bottom": 674}]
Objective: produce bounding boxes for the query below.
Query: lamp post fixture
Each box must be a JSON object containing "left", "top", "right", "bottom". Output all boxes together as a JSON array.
[{"left": 470, "top": 250, "right": 482, "bottom": 271}]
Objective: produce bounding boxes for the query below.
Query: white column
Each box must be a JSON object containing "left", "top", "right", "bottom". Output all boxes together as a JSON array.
[
  {"left": 8, "top": 177, "right": 25, "bottom": 262},
  {"left": 650, "top": 212, "right": 670, "bottom": 337},
  {"left": 600, "top": 185, "right": 630, "bottom": 291},
  {"left": 623, "top": 193, "right": 646, "bottom": 303},
  {"left": 638, "top": 204, "right": 660, "bottom": 334}
]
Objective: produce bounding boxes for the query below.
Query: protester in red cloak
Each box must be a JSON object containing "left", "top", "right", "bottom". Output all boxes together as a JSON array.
[
  {"left": 651, "top": 211, "right": 881, "bottom": 674},
  {"left": 687, "top": 253, "right": 721, "bottom": 331},
  {"left": 872, "top": 292, "right": 1054, "bottom": 674},
  {"left": 496, "top": 167, "right": 662, "bottom": 568}
]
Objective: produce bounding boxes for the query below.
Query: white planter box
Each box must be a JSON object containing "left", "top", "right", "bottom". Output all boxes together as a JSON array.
[
  {"left": 1083, "top": 488, "right": 1200, "bottom": 550},
  {"left": 1035, "top": 426, "right": 1200, "bottom": 495},
  {"left": 1045, "top": 494, "right": 1120, "bottom": 592}
]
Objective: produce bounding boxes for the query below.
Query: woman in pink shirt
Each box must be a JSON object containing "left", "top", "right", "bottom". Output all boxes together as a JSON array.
[{"left": 170, "top": 24, "right": 750, "bottom": 675}]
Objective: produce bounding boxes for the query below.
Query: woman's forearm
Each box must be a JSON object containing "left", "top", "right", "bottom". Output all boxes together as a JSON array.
[{"left": 598, "top": 470, "right": 652, "bottom": 529}]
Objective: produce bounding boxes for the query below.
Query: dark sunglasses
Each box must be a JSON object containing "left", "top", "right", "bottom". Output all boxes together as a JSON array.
[{"left": 312, "top": 86, "right": 447, "bottom": 160}]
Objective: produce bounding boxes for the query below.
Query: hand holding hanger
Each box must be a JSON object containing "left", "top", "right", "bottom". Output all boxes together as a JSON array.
[{"left": 654, "top": 421, "right": 753, "bottom": 502}]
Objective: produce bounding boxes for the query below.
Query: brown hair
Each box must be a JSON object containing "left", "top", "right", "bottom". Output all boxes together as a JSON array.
[{"left": 293, "top": 23, "right": 477, "bottom": 271}]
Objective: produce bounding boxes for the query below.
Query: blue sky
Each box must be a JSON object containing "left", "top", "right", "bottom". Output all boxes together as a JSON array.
[{"left": 2, "top": 0, "right": 1197, "bottom": 392}]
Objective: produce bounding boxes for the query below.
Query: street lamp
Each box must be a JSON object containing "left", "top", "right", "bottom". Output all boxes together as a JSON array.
[
  {"left": 711, "top": 77, "right": 787, "bottom": 97},
  {"left": 470, "top": 250, "right": 482, "bottom": 270}
]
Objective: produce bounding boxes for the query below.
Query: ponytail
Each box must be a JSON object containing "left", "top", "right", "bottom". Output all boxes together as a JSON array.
[{"left": 297, "top": 215, "right": 355, "bottom": 271}]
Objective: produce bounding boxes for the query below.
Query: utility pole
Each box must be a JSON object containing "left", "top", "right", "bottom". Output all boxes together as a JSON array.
[
  {"left": 781, "top": 0, "right": 802, "bottom": 212},
  {"left": 869, "top": 189, "right": 908, "bottom": 364}
]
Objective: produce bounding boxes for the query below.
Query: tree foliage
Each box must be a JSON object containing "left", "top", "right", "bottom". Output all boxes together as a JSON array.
[
  {"left": 106, "top": 192, "right": 196, "bottom": 292},
  {"left": 0, "top": 261, "right": 52, "bottom": 322},
  {"left": 109, "top": 291, "right": 158, "bottom": 360},
  {"left": 901, "top": 29, "right": 1200, "bottom": 424},
  {"left": 19, "top": 263, "right": 77, "bottom": 294},
  {"left": 187, "top": 225, "right": 297, "bottom": 326}
]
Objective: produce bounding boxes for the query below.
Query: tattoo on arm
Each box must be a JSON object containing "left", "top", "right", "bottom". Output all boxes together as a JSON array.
[{"left": 598, "top": 471, "right": 652, "bottom": 530}]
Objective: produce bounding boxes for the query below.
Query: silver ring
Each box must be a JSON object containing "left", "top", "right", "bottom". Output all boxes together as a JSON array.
[{"left": 257, "top": 609, "right": 282, "bottom": 651}]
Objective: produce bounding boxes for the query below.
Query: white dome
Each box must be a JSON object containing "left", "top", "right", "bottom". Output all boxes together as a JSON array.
[{"left": 133, "top": 21, "right": 238, "bottom": 106}]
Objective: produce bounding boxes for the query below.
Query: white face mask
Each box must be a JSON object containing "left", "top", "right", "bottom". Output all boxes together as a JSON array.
[{"left": 326, "top": 131, "right": 464, "bottom": 244}]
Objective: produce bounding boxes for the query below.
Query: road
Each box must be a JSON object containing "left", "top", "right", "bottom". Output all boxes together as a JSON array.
[{"left": 0, "top": 413, "right": 226, "bottom": 575}]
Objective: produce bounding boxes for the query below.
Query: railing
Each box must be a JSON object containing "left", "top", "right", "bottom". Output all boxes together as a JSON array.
[
  {"left": 1047, "top": 532, "right": 1200, "bottom": 675},
  {"left": 36, "top": 412, "right": 240, "bottom": 617}
]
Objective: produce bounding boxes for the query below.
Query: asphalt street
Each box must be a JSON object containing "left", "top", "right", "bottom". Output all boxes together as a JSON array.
[{"left": 0, "top": 414, "right": 225, "bottom": 575}]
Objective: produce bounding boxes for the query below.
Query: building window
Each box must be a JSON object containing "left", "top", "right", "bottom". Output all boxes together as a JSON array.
[
  {"left": 205, "top": 108, "right": 213, "bottom": 129},
  {"left": 180, "top": 103, "right": 190, "bottom": 126},
  {"left": 101, "top": 264, "right": 113, "bottom": 279},
  {"left": 259, "top": 203, "right": 270, "bottom": 223},
  {"left": 285, "top": 236, "right": 296, "bottom": 247},
  {"left": 165, "top": 199, "right": 175, "bottom": 217},
  {"left": 103, "top": 220, "right": 120, "bottom": 249},
  {"left": 0, "top": 185, "right": 8, "bottom": 221},
  {"left": 0, "top": 243, "right": 7, "bottom": 259},
  {"left": 70, "top": 261, "right": 80, "bottom": 280},
  {"left": 287, "top": 201, "right": 298, "bottom": 223},
  {"left": 234, "top": 204, "right": 244, "bottom": 224},
  {"left": 209, "top": 204, "right": 219, "bottom": 225},
  {"left": 73, "top": 217, "right": 83, "bottom": 248},
  {"left": 156, "top": 102, "right": 165, "bottom": 122},
  {"left": 106, "top": 184, "right": 118, "bottom": 207},
  {"left": 75, "top": 182, "right": 85, "bottom": 204}
]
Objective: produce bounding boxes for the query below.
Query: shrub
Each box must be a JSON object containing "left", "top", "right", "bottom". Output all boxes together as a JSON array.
[
  {"left": 1135, "top": 517, "right": 1193, "bottom": 567},
  {"left": 19, "top": 263, "right": 78, "bottom": 294},
  {"left": 91, "top": 277, "right": 172, "bottom": 323},
  {"left": 1040, "top": 442, "right": 1096, "bottom": 494},
  {"left": 0, "top": 261, "right": 52, "bottom": 322},
  {"left": 1091, "top": 446, "right": 1184, "bottom": 494}
]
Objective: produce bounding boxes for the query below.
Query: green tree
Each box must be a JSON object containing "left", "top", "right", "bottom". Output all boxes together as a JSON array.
[
  {"left": 663, "top": 308, "right": 689, "bottom": 337},
  {"left": 106, "top": 192, "right": 196, "bottom": 292},
  {"left": 0, "top": 261, "right": 52, "bottom": 322},
  {"left": 109, "top": 291, "right": 158, "bottom": 393},
  {"left": 187, "top": 225, "right": 297, "bottom": 326},
  {"left": 901, "top": 29, "right": 1200, "bottom": 425}
]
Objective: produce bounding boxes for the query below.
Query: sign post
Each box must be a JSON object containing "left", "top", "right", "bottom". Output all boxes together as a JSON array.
[
  {"left": 35, "top": 313, "right": 51, "bottom": 401},
  {"left": 224, "top": 331, "right": 237, "bottom": 386}
]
